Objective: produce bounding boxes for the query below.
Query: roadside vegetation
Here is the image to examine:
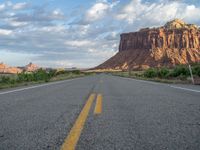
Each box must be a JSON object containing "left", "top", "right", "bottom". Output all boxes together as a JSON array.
[
  {"left": 0, "top": 69, "right": 94, "bottom": 89},
  {"left": 113, "top": 63, "right": 200, "bottom": 84}
]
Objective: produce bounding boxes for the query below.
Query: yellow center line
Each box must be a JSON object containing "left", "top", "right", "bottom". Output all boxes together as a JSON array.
[
  {"left": 94, "top": 94, "right": 102, "bottom": 115},
  {"left": 61, "top": 93, "right": 96, "bottom": 150}
]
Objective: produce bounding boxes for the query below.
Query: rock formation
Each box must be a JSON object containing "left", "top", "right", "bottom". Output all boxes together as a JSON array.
[
  {"left": 0, "top": 63, "right": 22, "bottom": 74},
  {"left": 25, "top": 62, "right": 39, "bottom": 72},
  {"left": 96, "top": 19, "right": 200, "bottom": 70}
]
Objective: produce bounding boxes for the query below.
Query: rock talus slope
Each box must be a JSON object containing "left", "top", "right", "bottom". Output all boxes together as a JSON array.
[{"left": 96, "top": 19, "right": 200, "bottom": 70}]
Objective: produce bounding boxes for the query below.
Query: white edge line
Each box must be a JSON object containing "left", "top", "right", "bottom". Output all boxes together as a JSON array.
[
  {"left": 116, "top": 76, "right": 200, "bottom": 93},
  {"left": 169, "top": 85, "right": 200, "bottom": 93},
  {"left": 117, "top": 76, "right": 164, "bottom": 85},
  {"left": 0, "top": 77, "right": 82, "bottom": 95}
]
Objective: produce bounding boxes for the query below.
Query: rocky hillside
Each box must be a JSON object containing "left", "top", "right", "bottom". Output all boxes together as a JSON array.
[{"left": 96, "top": 19, "right": 200, "bottom": 70}]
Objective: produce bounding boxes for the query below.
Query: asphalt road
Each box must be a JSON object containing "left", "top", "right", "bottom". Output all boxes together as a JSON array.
[{"left": 0, "top": 74, "right": 200, "bottom": 150}]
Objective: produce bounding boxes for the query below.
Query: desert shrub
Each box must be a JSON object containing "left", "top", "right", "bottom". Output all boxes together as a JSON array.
[
  {"left": 48, "top": 69, "right": 57, "bottom": 78},
  {"left": 72, "top": 70, "right": 81, "bottom": 74},
  {"left": 158, "top": 68, "right": 170, "bottom": 78},
  {"left": 0, "top": 76, "right": 11, "bottom": 84},
  {"left": 171, "top": 65, "right": 190, "bottom": 77},
  {"left": 17, "top": 73, "right": 26, "bottom": 82},
  {"left": 17, "top": 73, "right": 34, "bottom": 82},
  {"left": 17, "top": 69, "right": 50, "bottom": 82},
  {"left": 9, "top": 79, "right": 16, "bottom": 85},
  {"left": 56, "top": 70, "right": 66, "bottom": 75},
  {"left": 192, "top": 65, "right": 200, "bottom": 77},
  {"left": 144, "top": 68, "right": 158, "bottom": 78},
  {"left": 33, "top": 69, "right": 50, "bottom": 82},
  {"left": 178, "top": 74, "right": 187, "bottom": 80}
]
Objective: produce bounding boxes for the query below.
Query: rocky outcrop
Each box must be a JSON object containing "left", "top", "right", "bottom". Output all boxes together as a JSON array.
[
  {"left": 0, "top": 63, "right": 22, "bottom": 74},
  {"left": 0, "top": 62, "right": 40, "bottom": 74},
  {"left": 25, "top": 62, "right": 39, "bottom": 72},
  {"left": 96, "top": 19, "right": 200, "bottom": 70}
]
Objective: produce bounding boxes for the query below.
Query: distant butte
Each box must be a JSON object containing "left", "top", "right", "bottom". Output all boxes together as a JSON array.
[{"left": 96, "top": 19, "right": 200, "bottom": 70}]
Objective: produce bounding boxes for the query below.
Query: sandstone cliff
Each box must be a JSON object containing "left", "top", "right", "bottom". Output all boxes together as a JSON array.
[{"left": 96, "top": 19, "right": 200, "bottom": 70}]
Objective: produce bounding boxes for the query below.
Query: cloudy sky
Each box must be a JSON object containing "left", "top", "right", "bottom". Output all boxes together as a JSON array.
[{"left": 0, "top": 0, "right": 200, "bottom": 68}]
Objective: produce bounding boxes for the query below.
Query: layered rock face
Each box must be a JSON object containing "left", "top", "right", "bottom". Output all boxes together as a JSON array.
[{"left": 96, "top": 19, "right": 200, "bottom": 70}]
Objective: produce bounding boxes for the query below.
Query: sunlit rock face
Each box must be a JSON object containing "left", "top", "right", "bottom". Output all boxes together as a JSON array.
[
  {"left": 0, "top": 63, "right": 22, "bottom": 74},
  {"left": 96, "top": 19, "right": 200, "bottom": 70},
  {"left": 25, "top": 62, "right": 39, "bottom": 72}
]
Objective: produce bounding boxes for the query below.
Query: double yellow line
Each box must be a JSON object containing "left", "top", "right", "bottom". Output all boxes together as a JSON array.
[
  {"left": 94, "top": 94, "right": 102, "bottom": 115},
  {"left": 61, "top": 93, "right": 103, "bottom": 150}
]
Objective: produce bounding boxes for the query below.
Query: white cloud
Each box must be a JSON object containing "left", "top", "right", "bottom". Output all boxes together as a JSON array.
[
  {"left": 51, "top": 9, "right": 65, "bottom": 19},
  {"left": 0, "top": 4, "right": 5, "bottom": 11},
  {"left": 9, "top": 20, "right": 28, "bottom": 27},
  {"left": 116, "top": 0, "right": 146, "bottom": 24},
  {"left": 0, "top": 29, "right": 13, "bottom": 35},
  {"left": 39, "top": 25, "right": 66, "bottom": 32},
  {"left": 76, "top": 0, "right": 119, "bottom": 25},
  {"left": 116, "top": 0, "right": 200, "bottom": 26},
  {"left": 12, "top": 2, "right": 28, "bottom": 10},
  {"left": 65, "top": 40, "right": 94, "bottom": 47},
  {"left": 86, "top": 2, "right": 109, "bottom": 21},
  {"left": 183, "top": 5, "right": 200, "bottom": 22}
]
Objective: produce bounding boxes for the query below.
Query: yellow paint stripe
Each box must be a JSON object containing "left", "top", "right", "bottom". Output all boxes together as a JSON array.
[
  {"left": 94, "top": 94, "right": 102, "bottom": 115},
  {"left": 61, "top": 93, "right": 95, "bottom": 150}
]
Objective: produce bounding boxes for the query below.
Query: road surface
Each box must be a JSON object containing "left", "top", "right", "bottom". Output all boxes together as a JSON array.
[{"left": 0, "top": 74, "right": 200, "bottom": 150}]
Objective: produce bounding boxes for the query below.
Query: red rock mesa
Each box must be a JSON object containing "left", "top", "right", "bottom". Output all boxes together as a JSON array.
[{"left": 96, "top": 19, "right": 200, "bottom": 70}]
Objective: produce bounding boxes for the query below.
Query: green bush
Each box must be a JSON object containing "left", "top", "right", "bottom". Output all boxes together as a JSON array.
[
  {"left": 192, "top": 65, "right": 200, "bottom": 77},
  {"left": 158, "top": 68, "right": 170, "bottom": 78},
  {"left": 0, "top": 76, "right": 11, "bottom": 84},
  {"left": 178, "top": 74, "right": 188, "bottom": 80},
  {"left": 144, "top": 68, "right": 158, "bottom": 78},
  {"left": 72, "top": 70, "right": 81, "bottom": 74},
  {"left": 17, "top": 72, "right": 34, "bottom": 82},
  {"left": 171, "top": 66, "right": 190, "bottom": 77},
  {"left": 33, "top": 69, "right": 50, "bottom": 81},
  {"left": 48, "top": 69, "right": 57, "bottom": 77},
  {"left": 17, "top": 69, "right": 50, "bottom": 82},
  {"left": 10, "top": 79, "right": 16, "bottom": 84}
]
